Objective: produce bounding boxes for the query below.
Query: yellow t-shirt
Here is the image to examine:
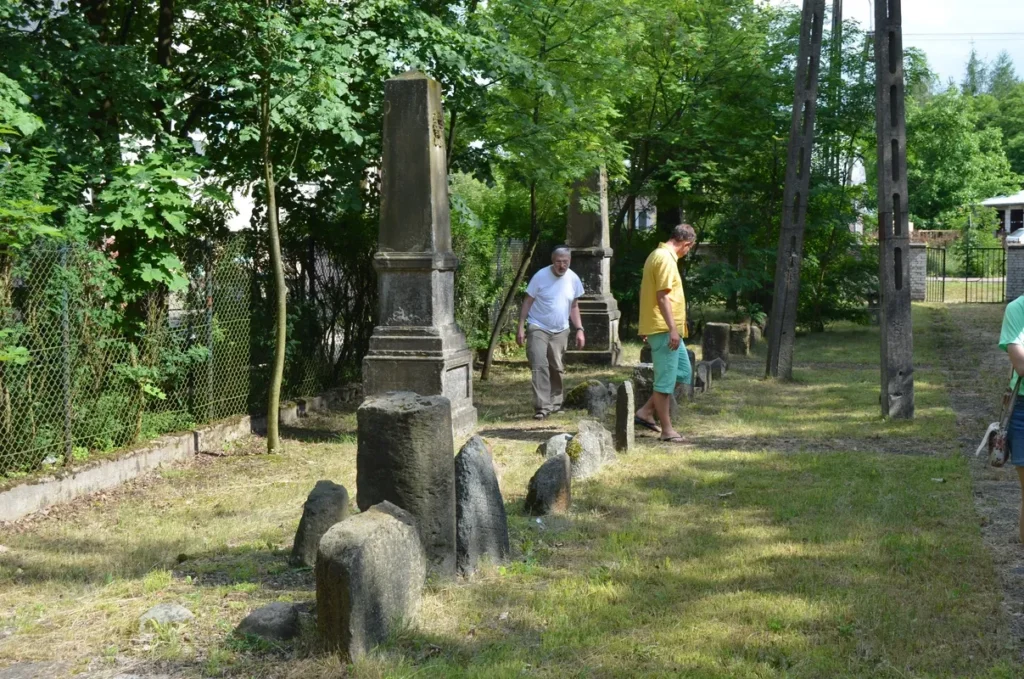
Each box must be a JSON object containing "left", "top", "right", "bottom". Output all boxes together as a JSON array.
[{"left": 639, "top": 243, "right": 687, "bottom": 337}]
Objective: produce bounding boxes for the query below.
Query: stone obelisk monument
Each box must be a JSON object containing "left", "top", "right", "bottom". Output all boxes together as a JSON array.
[
  {"left": 564, "top": 168, "right": 622, "bottom": 365},
  {"left": 875, "top": 0, "right": 914, "bottom": 418},
  {"left": 362, "top": 71, "right": 478, "bottom": 438},
  {"left": 765, "top": 0, "right": 826, "bottom": 380}
]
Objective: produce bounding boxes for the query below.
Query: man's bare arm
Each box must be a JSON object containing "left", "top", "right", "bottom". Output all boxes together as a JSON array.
[
  {"left": 656, "top": 290, "right": 680, "bottom": 350},
  {"left": 1009, "top": 344, "right": 1024, "bottom": 378},
  {"left": 570, "top": 299, "right": 585, "bottom": 350},
  {"left": 516, "top": 295, "right": 536, "bottom": 346}
]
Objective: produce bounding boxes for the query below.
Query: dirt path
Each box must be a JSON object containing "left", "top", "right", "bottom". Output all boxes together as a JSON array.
[{"left": 933, "top": 304, "right": 1024, "bottom": 657}]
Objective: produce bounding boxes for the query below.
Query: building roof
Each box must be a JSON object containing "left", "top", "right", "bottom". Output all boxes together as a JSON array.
[{"left": 982, "top": 190, "right": 1024, "bottom": 208}]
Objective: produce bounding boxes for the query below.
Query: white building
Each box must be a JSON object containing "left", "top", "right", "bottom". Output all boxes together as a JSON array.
[{"left": 982, "top": 190, "right": 1024, "bottom": 236}]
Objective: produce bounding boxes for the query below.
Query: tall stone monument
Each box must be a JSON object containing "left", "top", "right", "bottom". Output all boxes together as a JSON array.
[
  {"left": 875, "top": 0, "right": 914, "bottom": 418},
  {"left": 564, "top": 168, "right": 622, "bottom": 365},
  {"left": 766, "top": 0, "right": 826, "bottom": 380},
  {"left": 362, "top": 72, "right": 478, "bottom": 438}
]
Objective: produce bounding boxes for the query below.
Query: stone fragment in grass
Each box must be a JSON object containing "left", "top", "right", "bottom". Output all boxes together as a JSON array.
[
  {"left": 632, "top": 363, "right": 655, "bottom": 407},
  {"left": 583, "top": 382, "right": 618, "bottom": 419},
  {"left": 236, "top": 602, "right": 300, "bottom": 642},
  {"left": 525, "top": 454, "right": 572, "bottom": 516},
  {"left": 316, "top": 501, "right": 425, "bottom": 660},
  {"left": 565, "top": 420, "right": 615, "bottom": 481},
  {"left": 290, "top": 480, "right": 350, "bottom": 568},
  {"left": 537, "top": 433, "right": 573, "bottom": 459},
  {"left": 356, "top": 392, "right": 456, "bottom": 577},
  {"left": 729, "top": 324, "right": 751, "bottom": 357},
  {"left": 708, "top": 358, "right": 727, "bottom": 380},
  {"left": 455, "top": 437, "right": 510, "bottom": 575},
  {"left": 563, "top": 379, "right": 603, "bottom": 409},
  {"left": 138, "top": 603, "right": 194, "bottom": 631},
  {"left": 615, "top": 381, "right": 634, "bottom": 453},
  {"left": 694, "top": 362, "right": 712, "bottom": 394}
]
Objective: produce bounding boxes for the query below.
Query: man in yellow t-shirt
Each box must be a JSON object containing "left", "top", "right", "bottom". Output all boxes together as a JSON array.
[{"left": 634, "top": 224, "right": 696, "bottom": 443}]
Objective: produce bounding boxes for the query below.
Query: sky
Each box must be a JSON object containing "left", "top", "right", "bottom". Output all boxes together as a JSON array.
[{"left": 772, "top": 0, "right": 1024, "bottom": 87}]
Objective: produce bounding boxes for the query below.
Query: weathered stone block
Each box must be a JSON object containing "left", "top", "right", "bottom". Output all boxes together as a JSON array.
[
  {"left": 702, "top": 323, "right": 731, "bottom": 365},
  {"left": 455, "top": 437, "right": 510, "bottom": 575},
  {"left": 236, "top": 602, "right": 300, "bottom": 642},
  {"left": 640, "top": 344, "right": 652, "bottom": 364},
  {"left": 728, "top": 324, "right": 750, "bottom": 357},
  {"left": 750, "top": 325, "right": 763, "bottom": 345},
  {"left": 291, "top": 481, "right": 351, "bottom": 568},
  {"left": 525, "top": 454, "right": 572, "bottom": 516},
  {"left": 316, "top": 501, "right": 425, "bottom": 659},
  {"left": 694, "top": 362, "right": 712, "bottom": 394},
  {"left": 708, "top": 358, "right": 727, "bottom": 380},
  {"left": 615, "top": 381, "right": 635, "bottom": 453},
  {"left": 537, "top": 433, "right": 573, "bottom": 459},
  {"left": 356, "top": 392, "right": 456, "bottom": 577},
  {"left": 632, "top": 364, "right": 655, "bottom": 408},
  {"left": 565, "top": 419, "right": 616, "bottom": 480}
]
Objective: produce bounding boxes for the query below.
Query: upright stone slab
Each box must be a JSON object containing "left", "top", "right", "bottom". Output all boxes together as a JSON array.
[
  {"left": 362, "top": 72, "right": 477, "bottom": 440},
  {"left": 525, "top": 454, "right": 572, "bottom": 516},
  {"left": 766, "top": 0, "right": 827, "bottom": 380},
  {"left": 316, "top": 501, "right": 425, "bottom": 659},
  {"left": 356, "top": 392, "right": 456, "bottom": 577},
  {"left": 565, "top": 168, "right": 622, "bottom": 365},
  {"left": 875, "top": 0, "right": 915, "bottom": 419},
  {"left": 729, "top": 324, "right": 751, "bottom": 357},
  {"left": 615, "top": 381, "right": 635, "bottom": 453},
  {"left": 454, "top": 437, "right": 510, "bottom": 575},
  {"left": 702, "top": 323, "right": 731, "bottom": 365},
  {"left": 290, "top": 480, "right": 351, "bottom": 568}
]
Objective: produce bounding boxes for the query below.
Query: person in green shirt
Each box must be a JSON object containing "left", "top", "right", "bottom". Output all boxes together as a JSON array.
[{"left": 999, "top": 295, "right": 1024, "bottom": 543}]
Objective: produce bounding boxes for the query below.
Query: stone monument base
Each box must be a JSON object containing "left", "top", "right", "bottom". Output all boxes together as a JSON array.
[
  {"left": 564, "top": 297, "right": 622, "bottom": 366},
  {"left": 362, "top": 326, "right": 477, "bottom": 441}
]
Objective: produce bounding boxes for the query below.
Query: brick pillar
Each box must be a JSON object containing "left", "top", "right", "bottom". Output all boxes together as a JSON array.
[
  {"left": 1008, "top": 245, "right": 1024, "bottom": 302},
  {"left": 909, "top": 243, "right": 926, "bottom": 302}
]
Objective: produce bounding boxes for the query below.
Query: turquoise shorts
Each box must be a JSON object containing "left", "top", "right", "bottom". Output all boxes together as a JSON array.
[{"left": 648, "top": 332, "right": 692, "bottom": 394}]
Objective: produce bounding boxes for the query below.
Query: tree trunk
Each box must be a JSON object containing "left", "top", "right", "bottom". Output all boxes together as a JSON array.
[
  {"left": 262, "top": 75, "right": 287, "bottom": 453},
  {"left": 480, "top": 184, "right": 540, "bottom": 381}
]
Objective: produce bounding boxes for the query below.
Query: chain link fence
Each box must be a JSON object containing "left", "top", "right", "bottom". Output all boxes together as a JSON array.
[{"left": 0, "top": 236, "right": 354, "bottom": 478}]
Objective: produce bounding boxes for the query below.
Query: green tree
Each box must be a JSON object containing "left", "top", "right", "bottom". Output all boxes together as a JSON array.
[
  {"left": 988, "top": 50, "right": 1018, "bottom": 100},
  {"left": 962, "top": 47, "right": 989, "bottom": 96},
  {"left": 906, "top": 87, "right": 1021, "bottom": 224}
]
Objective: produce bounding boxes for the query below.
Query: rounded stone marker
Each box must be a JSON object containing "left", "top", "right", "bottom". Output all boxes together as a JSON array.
[
  {"left": 525, "top": 454, "right": 572, "bottom": 516},
  {"left": 290, "top": 480, "right": 350, "bottom": 568},
  {"left": 455, "top": 437, "right": 510, "bottom": 575},
  {"left": 356, "top": 392, "right": 456, "bottom": 577}
]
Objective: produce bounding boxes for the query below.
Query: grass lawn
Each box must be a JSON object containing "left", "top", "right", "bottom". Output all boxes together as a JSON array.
[{"left": 0, "top": 305, "right": 1019, "bottom": 678}]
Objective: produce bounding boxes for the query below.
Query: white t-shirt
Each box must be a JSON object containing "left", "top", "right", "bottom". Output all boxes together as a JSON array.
[{"left": 525, "top": 266, "right": 585, "bottom": 333}]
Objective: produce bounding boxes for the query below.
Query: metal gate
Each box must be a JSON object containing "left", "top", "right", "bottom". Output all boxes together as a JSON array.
[{"left": 926, "top": 246, "right": 1006, "bottom": 304}]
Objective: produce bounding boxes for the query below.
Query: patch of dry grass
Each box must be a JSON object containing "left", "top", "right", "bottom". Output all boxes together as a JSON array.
[{"left": 0, "top": 309, "right": 1017, "bottom": 678}]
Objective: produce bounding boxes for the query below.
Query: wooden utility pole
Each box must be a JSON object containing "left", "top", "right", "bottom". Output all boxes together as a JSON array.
[
  {"left": 765, "top": 0, "right": 827, "bottom": 380},
  {"left": 875, "top": 0, "right": 915, "bottom": 418}
]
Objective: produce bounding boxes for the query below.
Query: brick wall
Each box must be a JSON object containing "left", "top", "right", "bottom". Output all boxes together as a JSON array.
[{"left": 1008, "top": 245, "right": 1024, "bottom": 302}]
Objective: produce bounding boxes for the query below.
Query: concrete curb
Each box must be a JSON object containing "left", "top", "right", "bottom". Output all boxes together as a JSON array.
[{"left": 0, "top": 386, "right": 357, "bottom": 524}]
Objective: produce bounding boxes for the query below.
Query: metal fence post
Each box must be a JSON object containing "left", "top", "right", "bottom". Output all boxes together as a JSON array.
[
  {"left": 60, "top": 244, "right": 73, "bottom": 466},
  {"left": 206, "top": 240, "right": 215, "bottom": 422}
]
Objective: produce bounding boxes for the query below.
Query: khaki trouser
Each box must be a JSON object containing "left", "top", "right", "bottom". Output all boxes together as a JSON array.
[{"left": 527, "top": 326, "right": 569, "bottom": 415}]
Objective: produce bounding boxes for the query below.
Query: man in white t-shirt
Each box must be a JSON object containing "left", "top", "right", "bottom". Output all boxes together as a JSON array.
[{"left": 516, "top": 247, "right": 586, "bottom": 420}]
